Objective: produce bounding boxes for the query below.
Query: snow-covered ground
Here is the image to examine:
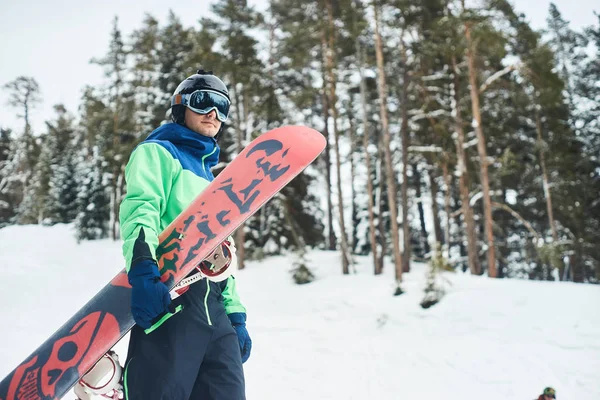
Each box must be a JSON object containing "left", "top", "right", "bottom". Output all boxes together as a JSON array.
[{"left": 0, "top": 224, "right": 599, "bottom": 399}]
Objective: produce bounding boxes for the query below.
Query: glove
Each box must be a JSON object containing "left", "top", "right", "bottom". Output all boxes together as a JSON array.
[
  {"left": 128, "top": 258, "right": 173, "bottom": 330},
  {"left": 228, "top": 312, "right": 252, "bottom": 363}
]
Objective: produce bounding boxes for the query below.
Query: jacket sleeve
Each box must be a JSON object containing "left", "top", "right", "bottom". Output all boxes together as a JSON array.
[
  {"left": 221, "top": 276, "right": 247, "bottom": 315},
  {"left": 120, "top": 143, "right": 177, "bottom": 271}
]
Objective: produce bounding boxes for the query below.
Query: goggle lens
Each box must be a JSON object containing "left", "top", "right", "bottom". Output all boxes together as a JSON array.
[{"left": 174, "top": 90, "right": 230, "bottom": 122}]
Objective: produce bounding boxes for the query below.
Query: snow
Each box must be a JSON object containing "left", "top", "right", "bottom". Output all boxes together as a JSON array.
[
  {"left": 1, "top": 224, "right": 600, "bottom": 400},
  {"left": 506, "top": 189, "right": 518, "bottom": 205}
]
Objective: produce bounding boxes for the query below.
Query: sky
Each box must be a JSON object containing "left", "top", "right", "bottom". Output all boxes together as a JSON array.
[{"left": 0, "top": 0, "right": 597, "bottom": 134}]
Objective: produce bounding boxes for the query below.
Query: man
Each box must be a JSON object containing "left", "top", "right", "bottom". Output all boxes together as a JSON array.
[
  {"left": 536, "top": 387, "right": 556, "bottom": 400},
  {"left": 119, "top": 69, "right": 251, "bottom": 400}
]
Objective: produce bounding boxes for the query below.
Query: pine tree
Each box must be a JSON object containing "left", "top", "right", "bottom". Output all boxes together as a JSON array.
[
  {"left": 575, "top": 15, "right": 600, "bottom": 161},
  {"left": 545, "top": 4, "right": 587, "bottom": 107},
  {"left": 49, "top": 151, "right": 79, "bottom": 223},
  {"left": 2, "top": 76, "right": 42, "bottom": 225},
  {"left": 129, "top": 14, "right": 163, "bottom": 133},
  {"left": 156, "top": 12, "right": 196, "bottom": 104},
  {"left": 46, "top": 105, "right": 79, "bottom": 223},
  {"left": 3, "top": 77, "right": 41, "bottom": 137},
  {"left": 75, "top": 146, "right": 110, "bottom": 241},
  {"left": 0, "top": 128, "right": 13, "bottom": 225},
  {"left": 270, "top": 0, "right": 339, "bottom": 252},
  {"left": 420, "top": 243, "right": 453, "bottom": 309},
  {"left": 17, "top": 131, "right": 51, "bottom": 224},
  {"left": 373, "top": 0, "right": 404, "bottom": 291},
  {"left": 346, "top": 0, "right": 383, "bottom": 274},
  {"left": 76, "top": 86, "right": 113, "bottom": 241}
]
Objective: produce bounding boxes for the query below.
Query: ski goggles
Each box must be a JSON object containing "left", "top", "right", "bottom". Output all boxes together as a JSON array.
[{"left": 172, "top": 89, "right": 230, "bottom": 122}]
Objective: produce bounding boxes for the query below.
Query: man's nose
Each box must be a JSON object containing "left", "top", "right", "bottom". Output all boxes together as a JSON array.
[{"left": 206, "top": 109, "right": 217, "bottom": 119}]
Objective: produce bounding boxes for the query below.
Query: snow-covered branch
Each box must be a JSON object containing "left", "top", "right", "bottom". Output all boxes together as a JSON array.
[
  {"left": 463, "top": 137, "right": 479, "bottom": 149},
  {"left": 470, "top": 190, "right": 503, "bottom": 207},
  {"left": 422, "top": 72, "right": 449, "bottom": 81},
  {"left": 408, "top": 145, "right": 444, "bottom": 153},
  {"left": 469, "top": 191, "right": 484, "bottom": 207},
  {"left": 409, "top": 109, "right": 450, "bottom": 122},
  {"left": 479, "top": 64, "right": 520, "bottom": 93}
]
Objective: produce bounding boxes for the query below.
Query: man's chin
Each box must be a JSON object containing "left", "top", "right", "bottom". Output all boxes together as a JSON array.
[{"left": 197, "top": 128, "right": 218, "bottom": 138}]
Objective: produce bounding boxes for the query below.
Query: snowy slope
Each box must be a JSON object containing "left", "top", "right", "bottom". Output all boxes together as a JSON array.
[{"left": 0, "top": 224, "right": 599, "bottom": 400}]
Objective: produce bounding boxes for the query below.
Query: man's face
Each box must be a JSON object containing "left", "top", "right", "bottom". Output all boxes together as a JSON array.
[{"left": 184, "top": 108, "right": 222, "bottom": 138}]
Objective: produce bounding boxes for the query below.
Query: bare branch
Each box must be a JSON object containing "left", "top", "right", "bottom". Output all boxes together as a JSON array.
[{"left": 492, "top": 201, "right": 541, "bottom": 241}]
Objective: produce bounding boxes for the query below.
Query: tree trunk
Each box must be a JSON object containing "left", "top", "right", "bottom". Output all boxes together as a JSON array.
[
  {"left": 452, "top": 56, "right": 481, "bottom": 275},
  {"left": 110, "top": 78, "right": 121, "bottom": 241},
  {"left": 464, "top": 20, "right": 497, "bottom": 278},
  {"left": 441, "top": 160, "right": 452, "bottom": 257},
  {"left": 348, "top": 109, "right": 358, "bottom": 254},
  {"left": 571, "top": 251, "right": 584, "bottom": 283},
  {"left": 24, "top": 103, "right": 31, "bottom": 137},
  {"left": 325, "top": 0, "right": 351, "bottom": 274},
  {"left": 373, "top": 0, "right": 403, "bottom": 289},
  {"left": 535, "top": 110, "right": 563, "bottom": 279},
  {"left": 283, "top": 197, "right": 306, "bottom": 253},
  {"left": 355, "top": 31, "right": 381, "bottom": 274},
  {"left": 320, "top": 58, "right": 337, "bottom": 251},
  {"left": 400, "top": 35, "right": 411, "bottom": 273},
  {"left": 377, "top": 140, "right": 386, "bottom": 272},
  {"left": 111, "top": 171, "right": 119, "bottom": 240},
  {"left": 428, "top": 166, "right": 444, "bottom": 248},
  {"left": 414, "top": 164, "right": 430, "bottom": 257}
]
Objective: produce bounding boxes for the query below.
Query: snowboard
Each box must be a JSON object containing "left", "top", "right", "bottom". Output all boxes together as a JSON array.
[{"left": 0, "top": 125, "right": 325, "bottom": 400}]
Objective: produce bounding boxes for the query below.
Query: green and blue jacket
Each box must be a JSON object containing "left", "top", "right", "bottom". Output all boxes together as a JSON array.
[{"left": 119, "top": 122, "right": 246, "bottom": 323}]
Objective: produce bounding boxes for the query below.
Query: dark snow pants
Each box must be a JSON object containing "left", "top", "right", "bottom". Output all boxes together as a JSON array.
[{"left": 123, "top": 279, "right": 245, "bottom": 400}]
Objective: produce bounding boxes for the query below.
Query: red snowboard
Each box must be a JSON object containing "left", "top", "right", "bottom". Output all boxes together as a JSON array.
[{"left": 0, "top": 125, "right": 325, "bottom": 400}]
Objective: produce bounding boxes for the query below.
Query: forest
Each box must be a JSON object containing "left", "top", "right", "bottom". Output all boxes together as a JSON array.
[{"left": 1, "top": 0, "right": 599, "bottom": 290}]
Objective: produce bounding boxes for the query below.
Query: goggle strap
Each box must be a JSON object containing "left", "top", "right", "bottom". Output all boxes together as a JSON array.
[{"left": 171, "top": 94, "right": 184, "bottom": 106}]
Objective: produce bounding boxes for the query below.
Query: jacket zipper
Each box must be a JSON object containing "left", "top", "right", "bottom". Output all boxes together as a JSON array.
[
  {"left": 201, "top": 145, "right": 217, "bottom": 326},
  {"left": 201, "top": 147, "right": 218, "bottom": 178}
]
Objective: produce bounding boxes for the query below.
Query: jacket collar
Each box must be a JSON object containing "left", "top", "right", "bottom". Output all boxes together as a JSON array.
[{"left": 145, "top": 123, "right": 220, "bottom": 169}]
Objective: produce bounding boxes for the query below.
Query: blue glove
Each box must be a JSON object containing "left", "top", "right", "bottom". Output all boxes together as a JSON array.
[
  {"left": 128, "top": 259, "right": 173, "bottom": 330},
  {"left": 228, "top": 312, "right": 252, "bottom": 363},
  {"left": 127, "top": 227, "right": 173, "bottom": 330}
]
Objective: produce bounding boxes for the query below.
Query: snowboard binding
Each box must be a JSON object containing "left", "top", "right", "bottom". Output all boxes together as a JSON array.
[
  {"left": 197, "top": 239, "right": 236, "bottom": 282},
  {"left": 170, "top": 240, "right": 237, "bottom": 298},
  {"left": 74, "top": 351, "right": 123, "bottom": 400}
]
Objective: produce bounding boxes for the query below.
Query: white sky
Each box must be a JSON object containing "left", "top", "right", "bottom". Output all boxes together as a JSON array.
[{"left": 0, "top": 0, "right": 597, "bottom": 134}]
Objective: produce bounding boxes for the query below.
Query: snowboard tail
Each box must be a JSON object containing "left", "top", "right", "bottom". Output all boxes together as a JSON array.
[{"left": 0, "top": 125, "right": 325, "bottom": 400}]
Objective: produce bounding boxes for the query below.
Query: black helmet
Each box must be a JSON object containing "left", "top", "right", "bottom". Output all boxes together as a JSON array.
[{"left": 170, "top": 69, "right": 230, "bottom": 125}]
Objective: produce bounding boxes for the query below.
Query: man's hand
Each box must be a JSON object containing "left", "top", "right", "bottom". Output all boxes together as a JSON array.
[
  {"left": 128, "top": 259, "right": 173, "bottom": 330},
  {"left": 228, "top": 312, "right": 252, "bottom": 363}
]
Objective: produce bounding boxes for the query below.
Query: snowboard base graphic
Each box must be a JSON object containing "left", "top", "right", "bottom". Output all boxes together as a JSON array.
[{"left": 0, "top": 125, "right": 325, "bottom": 400}]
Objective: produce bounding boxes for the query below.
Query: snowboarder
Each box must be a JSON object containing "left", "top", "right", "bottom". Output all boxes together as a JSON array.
[
  {"left": 119, "top": 69, "right": 251, "bottom": 399},
  {"left": 535, "top": 387, "right": 556, "bottom": 400}
]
